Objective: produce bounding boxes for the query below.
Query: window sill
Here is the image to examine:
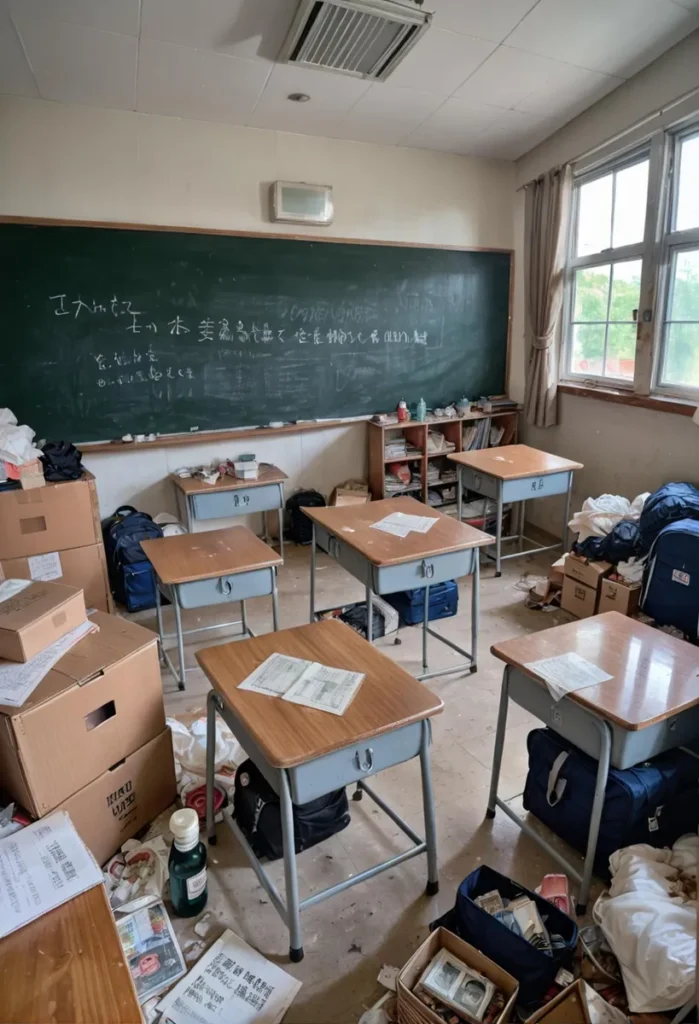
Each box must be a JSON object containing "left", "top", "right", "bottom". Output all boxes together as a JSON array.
[{"left": 558, "top": 382, "right": 697, "bottom": 417}]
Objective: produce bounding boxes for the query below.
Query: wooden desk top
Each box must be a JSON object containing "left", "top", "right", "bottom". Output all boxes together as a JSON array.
[
  {"left": 141, "top": 525, "right": 282, "bottom": 584},
  {"left": 448, "top": 444, "right": 583, "bottom": 480},
  {"left": 172, "top": 463, "right": 287, "bottom": 495},
  {"left": 196, "top": 619, "right": 443, "bottom": 768},
  {"left": 302, "top": 497, "right": 491, "bottom": 567},
  {"left": 491, "top": 611, "right": 699, "bottom": 730},
  {"left": 0, "top": 885, "right": 141, "bottom": 1024}
]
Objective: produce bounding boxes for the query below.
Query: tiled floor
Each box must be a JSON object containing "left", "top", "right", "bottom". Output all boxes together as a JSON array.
[{"left": 140, "top": 540, "right": 598, "bottom": 1023}]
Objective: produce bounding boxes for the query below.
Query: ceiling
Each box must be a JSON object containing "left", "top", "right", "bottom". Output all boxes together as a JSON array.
[{"left": 1, "top": 0, "right": 698, "bottom": 160}]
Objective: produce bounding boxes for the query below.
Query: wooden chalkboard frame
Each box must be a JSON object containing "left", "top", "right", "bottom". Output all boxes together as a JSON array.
[{"left": 1, "top": 215, "right": 514, "bottom": 452}]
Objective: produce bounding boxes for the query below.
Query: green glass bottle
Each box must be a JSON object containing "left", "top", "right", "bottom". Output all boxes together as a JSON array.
[{"left": 168, "top": 808, "right": 208, "bottom": 918}]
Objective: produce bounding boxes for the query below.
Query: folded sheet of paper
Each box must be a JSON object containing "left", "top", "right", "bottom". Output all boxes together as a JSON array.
[
  {"left": 239, "top": 652, "right": 364, "bottom": 716},
  {"left": 371, "top": 511, "right": 437, "bottom": 539},
  {"left": 156, "top": 928, "right": 302, "bottom": 1024},
  {"left": 0, "top": 810, "right": 103, "bottom": 938},
  {"left": 0, "top": 618, "right": 95, "bottom": 708},
  {"left": 525, "top": 651, "right": 613, "bottom": 702},
  {"left": 0, "top": 578, "right": 32, "bottom": 603}
]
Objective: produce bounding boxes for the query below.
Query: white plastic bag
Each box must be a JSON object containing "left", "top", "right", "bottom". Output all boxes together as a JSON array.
[
  {"left": 569, "top": 493, "right": 650, "bottom": 543},
  {"left": 167, "top": 716, "right": 245, "bottom": 801}
]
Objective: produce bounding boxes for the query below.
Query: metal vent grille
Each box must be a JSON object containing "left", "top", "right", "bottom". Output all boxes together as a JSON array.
[{"left": 279, "top": 0, "right": 431, "bottom": 82}]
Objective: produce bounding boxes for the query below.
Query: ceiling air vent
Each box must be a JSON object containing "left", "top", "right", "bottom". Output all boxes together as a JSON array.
[{"left": 278, "top": 0, "right": 432, "bottom": 82}]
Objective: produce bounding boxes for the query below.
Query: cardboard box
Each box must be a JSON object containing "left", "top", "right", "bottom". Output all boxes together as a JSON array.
[
  {"left": 330, "top": 486, "right": 370, "bottom": 507},
  {"left": 561, "top": 575, "right": 598, "bottom": 619},
  {"left": 0, "top": 612, "right": 164, "bottom": 816},
  {"left": 0, "top": 543, "right": 113, "bottom": 614},
  {"left": 0, "top": 472, "right": 100, "bottom": 560},
  {"left": 525, "top": 980, "right": 589, "bottom": 1024},
  {"left": 564, "top": 554, "right": 612, "bottom": 591},
  {"left": 0, "top": 581, "right": 86, "bottom": 662},
  {"left": 397, "top": 927, "right": 518, "bottom": 1024},
  {"left": 548, "top": 555, "right": 566, "bottom": 588},
  {"left": 5, "top": 460, "right": 45, "bottom": 490},
  {"left": 59, "top": 728, "right": 176, "bottom": 866},
  {"left": 598, "top": 578, "right": 641, "bottom": 617}
]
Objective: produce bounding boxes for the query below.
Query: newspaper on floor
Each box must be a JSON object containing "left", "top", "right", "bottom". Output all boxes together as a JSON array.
[
  {"left": 116, "top": 901, "right": 186, "bottom": 1004},
  {"left": 238, "top": 653, "right": 364, "bottom": 716},
  {"left": 524, "top": 651, "right": 613, "bottom": 702},
  {"left": 156, "top": 927, "right": 302, "bottom": 1024},
  {"left": 0, "top": 810, "right": 103, "bottom": 939},
  {"left": 370, "top": 511, "right": 437, "bottom": 538},
  {"left": 0, "top": 618, "right": 96, "bottom": 708}
]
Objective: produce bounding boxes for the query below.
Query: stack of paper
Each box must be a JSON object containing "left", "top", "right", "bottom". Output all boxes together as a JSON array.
[
  {"left": 370, "top": 511, "right": 438, "bottom": 539},
  {"left": 239, "top": 652, "right": 364, "bottom": 716}
]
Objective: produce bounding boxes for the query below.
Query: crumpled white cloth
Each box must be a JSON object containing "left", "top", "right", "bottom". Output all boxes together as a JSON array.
[
  {"left": 569, "top": 493, "right": 649, "bottom": 543},
  {"left": 0, "top": 408, "right": 42, "bottom": 465},
  {"left": 593, "top": 835, "right": 698, "bottom": 1012}
]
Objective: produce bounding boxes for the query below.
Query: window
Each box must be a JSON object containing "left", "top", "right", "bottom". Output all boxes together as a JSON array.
[{"left": 562, "top": 116, "right": 699, "bottom": 401}]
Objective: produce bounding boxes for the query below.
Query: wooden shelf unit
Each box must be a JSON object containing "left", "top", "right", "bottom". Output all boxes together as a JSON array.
[{"left": 368, "top": 409, "right": 519, "bottom": 514}]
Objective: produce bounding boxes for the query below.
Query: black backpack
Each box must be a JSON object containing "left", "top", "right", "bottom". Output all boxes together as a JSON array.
[
  {"left": 233, "top": 759, "right": 350, "bottom": 860},
  {"left": 102, "top": 506, "right": 163, "bottom": 612},
  {"left": 40, "top": 441, "right": 83, "bottom": 481},
  {"left": 286, "top": 489, "right": 326, "bottom": 545}
]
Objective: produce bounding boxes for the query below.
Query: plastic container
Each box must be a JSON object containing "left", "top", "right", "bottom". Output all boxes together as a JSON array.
[
  {"left": 168, "top": 807, "right": 208, "bottom": 917},
  {"left": 397, "top": 399, "right": 409, "bottom": 423},
  {"left": 416, "top": 397, "right": 426, "bottom": 422}
]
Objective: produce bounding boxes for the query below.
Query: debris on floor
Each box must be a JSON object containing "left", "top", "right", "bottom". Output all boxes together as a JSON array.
[
  {"left": 115, "top": 900, "right": 186, "bottom": 1003},
  {"left": 104, "top": 835, "right": 169, "bottom": 913}
]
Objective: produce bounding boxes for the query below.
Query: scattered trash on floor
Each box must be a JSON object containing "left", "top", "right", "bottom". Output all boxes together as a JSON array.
[
  {"left": 168, "top": 713, "right": 245, "bottom": 805},
  {"left": 104, "top": 835, "right": 169, "bottom": 913},
  {"left": 115, "top": 901, "right": 186, "bottom": 1004}
]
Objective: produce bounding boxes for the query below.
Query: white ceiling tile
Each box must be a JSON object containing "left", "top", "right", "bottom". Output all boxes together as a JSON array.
[
  {"left": 137, "top": 38, "right": 270, "bottom": 123},
  {"left": 331, "top": 84, "right": 444, "bottom": 145},
  {"left": 429, "top": 0, "right": 539, "bottom": 42},
  {"left": 9, "top": 0, "right": 140, "bottom": 35},
  {"left": 388, "top": 27, "right": 497, "bottom": 94},
  {"left": 506, "top": 0, "right": 699, "bottom": 78},
  {"left": 0, "top": 9, "right": 38, "bottom": 96},
  {"left": 140, "top": 0, "right": 292, "bottom": 62},
  {"left": 248, "top": 62, "right": 371, "bottom": 134},
  {"left": 403, "top": 95, "right": 504, "bottom": 153},
  {"left": 16, "top": 18, "right": 136, "bottom": 108}
]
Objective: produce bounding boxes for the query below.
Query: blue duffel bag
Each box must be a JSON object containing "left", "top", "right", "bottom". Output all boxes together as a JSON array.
[
  {"left": 431, "top": 865, "right": 577, "bottom": 1006},
  {"left": 641, "top": 519, "right": 699, "bottom": 640},
  {"left": 385, "top": 580, "right": 458, "bottom": 625},
  {"left": 523, "top": 728, "right": 699, "bottom": 875}
]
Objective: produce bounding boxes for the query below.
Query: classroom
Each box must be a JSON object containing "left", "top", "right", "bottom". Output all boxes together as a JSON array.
[{"left": 0, "top": 2, "right": 698, "bottom": 1022}]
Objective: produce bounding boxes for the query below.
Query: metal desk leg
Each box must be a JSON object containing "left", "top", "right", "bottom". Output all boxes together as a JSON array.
[
  {"left": 279, "top": 769, "right": 303, "bottom": 962},
  {"left": 457, "top": 468, "right": 463, "bottom": 523},
  {"left": 495, "top": 480, "right": 503, "bottom": 577},
  {"left": 420, "top": 719, "right": 439, "bottom": 896},
  {"left": 309, "top": 524, "right": 316, "bottom": 624},
  {"left": 154, "top": 580, "right": 165, "bottom": 666},
  {"left": 366, "top": 563, "right": 374, "bottom": 644},
  {"left": 271, "top": 567, "right": 280, "bottom": 631},
  {"left": 577, "top": 717, "right": 612, "bottom": 914},
  {"left": 240, "top": 600, "right": 248, "bottom": 636},
  {"left": 563, "top": 472, "right": 573, "bottom": 552},
  {"left": 205, "top": 691, "right": 218, "bottom": 844},
  {"left": 422, "top": 586, "right": 429, "bottom": 675},
  {"left": 486, "top": 667, "right": 510, "bottom": 817},
  {"left": 172, "top": 587, "right": 186, "bottom": 691},
  {"left": 278, "top": 506, "right": 285, "bottom": 562},
  {"left": 470, "top": 554, "right": 479, "bottom": 674}
]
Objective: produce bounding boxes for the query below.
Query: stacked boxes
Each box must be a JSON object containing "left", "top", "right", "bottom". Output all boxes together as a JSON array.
[{"left": 560, "top": 554, "right": 612, "bottom": 618}]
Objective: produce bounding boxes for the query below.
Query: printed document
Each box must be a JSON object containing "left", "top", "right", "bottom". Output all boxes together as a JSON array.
[
  {"left": 238, "top": 653, "right": 364, "bottom": 715},
  {"left": 370, "top": 511, "right": 438, "bottom": 539},
  {"left": 238, "top": 653, "right": 312, "bottom": 697},
  {"left": 0, "top": 619, "right": 95, "bottom": 708},
  {"left": 524, "top": 651, "right": 613, "bottom": 702},
  {"left": 0, "top": 810, "right": 102, "bottom": 938}
]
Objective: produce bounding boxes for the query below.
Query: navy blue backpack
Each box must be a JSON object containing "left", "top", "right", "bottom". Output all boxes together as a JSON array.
[
  {"left": 638, "top": 482, "right": 699, "bottom": 553},
  {"left": 102, "top": 505, "right": 163, "bottom": 612},
  {"left": 641, "top": 518, "right": 699, "bottom": 640}
]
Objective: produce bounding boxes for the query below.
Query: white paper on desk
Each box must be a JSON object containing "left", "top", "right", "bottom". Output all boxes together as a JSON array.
[
  {"left": 283, "top": 662, "right": 364, "bottom": 716},
  {"left": 0, "top": 619, "right": 95, "bottom": 708},
  {"left": 238, "top": 652, "right": 312, "bottom": 697},
  {"left": 0, "top": 810, "right": 103, "bottom": 939},
  {"left": 525, "top": 651, "right": 613, "bottom": 702},
  {"left": 370, "top": 518, "right": 411, "bottom": 538},
  {"left": 156, "top": 927, "right": 302, "bottom": 1024},
  {"left": 385, "top": 511, "right": 437, "bottom": 534}
]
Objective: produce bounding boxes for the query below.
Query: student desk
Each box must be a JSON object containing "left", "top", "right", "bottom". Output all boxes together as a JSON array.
[
  {"left": 172, "top": 464, "right": 287, "bottom": 558},
  {"left": 142, "top": 525, "right": 281, "bottom": 690},
  {"left": 199, "top": 619, "right": 443, "bottom": 961},
  {"left": 0, "top": 885, "right": 141, "bottom": 1024},
  {"left": 448, "top": 445, "right": 583, "bottom": 576},
  {"left": 303, "top": 497, "right": 491, "bottom": 681},
  {"left": 489, "top": 611, "right": 699, "bottom": 912}
]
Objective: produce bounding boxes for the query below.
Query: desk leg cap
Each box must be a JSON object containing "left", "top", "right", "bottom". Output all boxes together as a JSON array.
[
  {"left": 494, "top": 571, "right": 502, "bottom": 578},
  {"left": 178, "top": 682, "right": 186, "bottom": 691},
  {"left": 485, "top": 808, "right": 495, "bottom": 820},
  {"left": 352, "top": 789, "right": 363, "bottom": 801},
  {"left": 208, "top": 835, "right": 218, "bottom": 846},
  {"left": 575, "top": 903, "right": 586, "bottom": 916},
  {"left": 469, "top": 664, "right": 477, "bottom": 674},
  {"left": 425, "top": 880, "right": 439, "bottom": 897},
  {"left": 289, "top": 947, "right": 304, "bottom": 963}
]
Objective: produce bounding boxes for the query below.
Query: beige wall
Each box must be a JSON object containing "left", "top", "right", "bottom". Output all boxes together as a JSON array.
[
  {"left": 0, "top": 96, "right": 515, "bottom": 521},
  {"left": 511, "top": 31, "right": 699, "bottom": 533}
]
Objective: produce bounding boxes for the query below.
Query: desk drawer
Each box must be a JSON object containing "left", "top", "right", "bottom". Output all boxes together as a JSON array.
[
  {"left": 288, "top": 721, "right": 424, "bottom": 803},
  {"left": 192, "top": 483, "right": 282, "bottom": 521},
  {"left": 168, "top": 566, "right": 274, "bottom": 610},
  {"left": 502, "top": 470, "right": 572, "bottom": 503}
]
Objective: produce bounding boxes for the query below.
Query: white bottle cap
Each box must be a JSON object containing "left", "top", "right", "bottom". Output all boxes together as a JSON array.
[{"left": 170, "top": 808, "right": 200, "bottom": 851}]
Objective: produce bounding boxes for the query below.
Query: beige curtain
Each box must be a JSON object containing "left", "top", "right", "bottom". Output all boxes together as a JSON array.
[{"left": 523, "top": 164, "right": 572, "bottom": 428}]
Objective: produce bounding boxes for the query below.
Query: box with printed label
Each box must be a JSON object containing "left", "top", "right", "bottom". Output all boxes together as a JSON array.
[
  {"left": 597, "top": 578, "right": 641, "bottom": 617},
  {"left": 564, "top": 554, "right": 612, "bottom": 591},
  {"left": 0, "top": 544, "right": 112, "bottom": 614},
  {"left": 0, "top": 580, "right": 86, "bottom": 662},
  {"left": 561, "top": 575, "right": 598, "bottom": 619},
  {"left": 0, "top": 612, "right": 164, "bottom": 816},
  {"left": 0, "top": 472, "right": 100, "bottom": 560},
  {"left": 58, "top": 728, "right": 176, "bottom": 866}
]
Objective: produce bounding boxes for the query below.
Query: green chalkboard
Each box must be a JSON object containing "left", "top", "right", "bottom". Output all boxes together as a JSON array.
[{"left": 0, "top": 220, "right": 511, "bottom": 443}]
